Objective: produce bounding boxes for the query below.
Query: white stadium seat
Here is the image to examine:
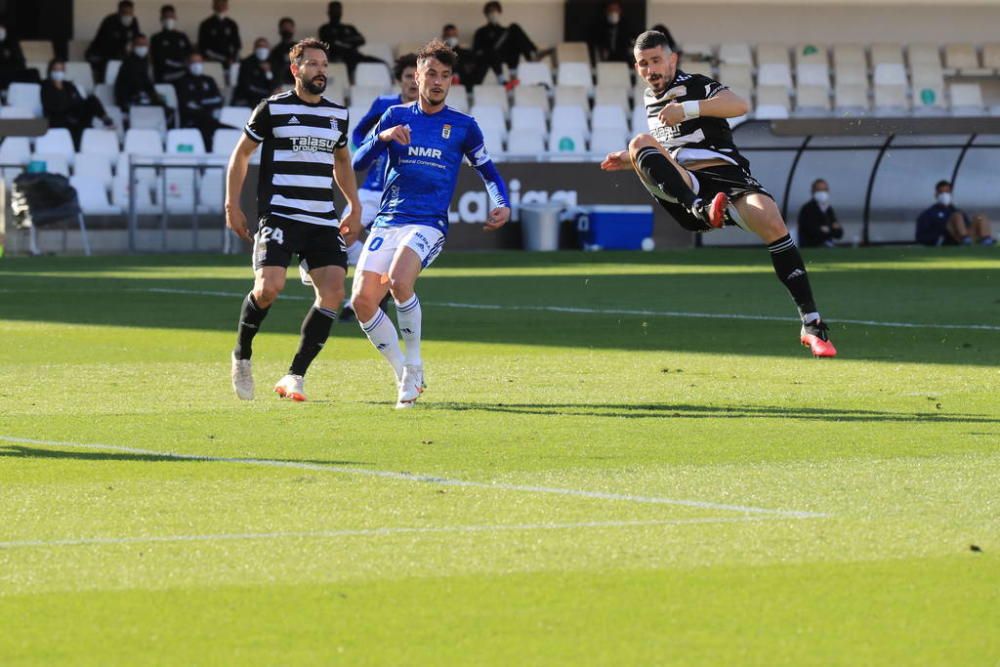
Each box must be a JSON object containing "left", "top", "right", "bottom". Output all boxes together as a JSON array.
[
  {"left": 166, "top": 129, "right": 206, "bottom": 155},
  {"left": 471, "top": 104, "right": 508, "bottom": 139},
  {"left": 756, "top": 43, "right": 790, "bottom": 67},
  {"left": 719, "top": 43, "right": 753, "bottom": 65},
  {"left": 80, "top": 128, "right": 121, "bottom": 166},
  {"left": 547, "top": 128, "right": 587, "bottom": 154},
  {"left": 65, "top": 61, "right": 95, "bottom": 95},
  {"left": 0, "top": 137, "right": 31, "bottom": 185},
  {"left": 130, "top": 106, "right": 168, "bottom": 136},
  {"left": 589, "top": 130, "right": 629, "bottom": 155},
  {"left": 474, "top": 85, "right": 510, "bottom": 114},
  {"left": 551, "top": 105, "right": 589, "bottom": 139},
  {"left": 796, "top": 85, "right": 832, "bottom": 114},
  {"left": 71, "top": 175, "right": 121, "bottom": 215},
  {"left": 105, "top": 60, "right": 122, "bottom": 85},
  {"left": 6, "top": 83, "right": 42, "bottom": 117},
  {"left": 516, "top": 62, "right": 554, "bottom": 88},
  {"left": 29, "top": 152, "right": 70, "bottom": 177},
  {"left": 593, "top": 85, "right": 629, "bottom": 114},
  {"left": 557, "top": 62, "right": 593, "bottom": 90},
  {"left": 835, "top": 84, "right": 870, "bottom": 112},
  {"left": 445, "top": 87, "right": 469, "bottom": 113},
  {"left": 220, "top": 106, "right": 252, "bottom": 128},
  {"left": 505, "top": 130, "right": 546, "bottom": 156},
  {"left": 950, "top": 83, "right": 985, "bottom": 115},
  {"left": 509, "top": 105, "right": 547, "bottom": 134},
  {"left": 124, "top": 129, "right": 164, "bottom": 156},
  {"left": 591, "top": 105, "right": 628, "bottom": 134},
  {"left": 595, "top": 62, "right": 631, "bottom": 88},
  {"left": 34, "top": 129, "right": 76, "bottom": 164},
  {"left": 0, "top": 106, "right": 35, "bottom": 119},
  {"left": 73, "top": 153, "right": 114, "bottom": 189},
  {"left": 757, "top": 63, "right": 792, "bottom": 89},
  {"left": 553, "top": 85, "right": 589, "bottom": 113},
  {"left": 513, "top": 85, "right": 549, "bottom": 114},
  {"left": 354, "top": 62, "right": 392, "bottom": 89},
  {"left": 349, "top": 85, "right": 384, "bottom": 111},
  {"left": 211, "top": 128, "right": 243, "bottom": 156}
]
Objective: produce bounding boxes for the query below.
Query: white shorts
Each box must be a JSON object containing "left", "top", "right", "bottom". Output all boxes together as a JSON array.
[{"left": 356, "top": 224, "right": 446, "bottom": 276}]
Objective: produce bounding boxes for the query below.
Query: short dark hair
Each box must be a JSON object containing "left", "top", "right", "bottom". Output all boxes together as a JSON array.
[
  {"left": 289, "top": 38, "right": 329, "bottom": 65},
  {"left": 443, "top": 23, "right": 457, "bottom": 32},
  {"left": 160, "top": 4, "right": 176, "bottom": 16},
  {"left": 634, "top": 30, "right": 672, "bottom": 53},
  {"left": 394, "top": 53, "right": 418, "bottom": 81},
  {"left": 279, "top": 17, "right": 294, "bottom": 27},
  {"left": 47, "top": 58, "right": 65, "bottom": 75},
  {"left": 484, "top": 2, "right": 502, "bottom": 15},
  {"left": 935, "top": 180, "right": 952, "bottom": 192},
  {"left": 119, "top": 0, "right": 134, "bottom": 9},
  {"left": 416, "top": 39, "right": 457, "bottom": 69},
  {"left": 811, "top": 178, "right": 828, "bottom": 191}
]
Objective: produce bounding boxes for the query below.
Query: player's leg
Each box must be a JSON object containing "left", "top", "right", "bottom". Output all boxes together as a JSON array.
[
  {"left": 970, "top": 213, "right": 995, "bottom": 245},
  {"left": 351, "top": 230, "right": 405, "bottom": 382},
  {"left": 732, "top": 193, "right": 836, "bottom": 357},
  {"left": 946, "top": 212, "right": 972, "bottom": 245},
  {"left": 339, "top": 188, "right": 382, "bottom": 322},
  {"left": 627, "top": 133, "right": 727, "bottom": 228}
]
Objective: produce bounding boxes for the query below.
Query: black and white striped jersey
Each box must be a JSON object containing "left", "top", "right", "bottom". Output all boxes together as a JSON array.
[
  {"left": 643, "top": 70, "right": 747, "bottom": 168},
  {"left": 244, "top": 90, "right": 349, "bottom": 227}
]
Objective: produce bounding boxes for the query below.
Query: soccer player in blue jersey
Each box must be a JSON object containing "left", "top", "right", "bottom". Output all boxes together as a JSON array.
[{"left": 351, "top": 39, "right": 511, "bottom": 409}]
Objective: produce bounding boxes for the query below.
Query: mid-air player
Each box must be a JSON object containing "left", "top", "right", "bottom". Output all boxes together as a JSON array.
[
  {"left": 600, "top": 30, "right": 837, "bottom": 357},
  {"left": 350, "top": 39, "right": 511, "bottom": 408},
  {"left": 226, "top": 38, "right": 362, "bottom": 401}
]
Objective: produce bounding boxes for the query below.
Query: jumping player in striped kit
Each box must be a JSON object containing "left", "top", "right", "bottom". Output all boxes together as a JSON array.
[
  {"left": 600, "top": 30, "right": 837, "bottom": 357},
  {"left": 226, "top": 38, "right": 362, "bottom": 401}
]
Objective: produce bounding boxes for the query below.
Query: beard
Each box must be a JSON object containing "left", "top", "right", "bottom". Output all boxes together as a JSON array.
[{"left": 303, "top": 76, "right": 326, "bottom": 94}]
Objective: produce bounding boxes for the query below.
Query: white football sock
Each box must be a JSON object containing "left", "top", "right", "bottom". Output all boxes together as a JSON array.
[
  {"left": 360, "top": 309, "right": 404, "bottom": 380},
  {"left": 394, "top": 294, "right": 422, "bottom": 366}
]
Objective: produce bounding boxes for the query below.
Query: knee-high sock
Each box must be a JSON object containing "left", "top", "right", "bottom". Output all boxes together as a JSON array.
[
  {"left": 289, "top": 306, "right": 337, "bottom": 376},
  {"left": 360, "top": 309, "right": 404, "bottom": 380},
  {"left": 634, "top": 146, "right": 699, "bottom": 209},
  {"left": 394, "top": 295, "right": 422, "bottom": 366},
  {"left": 767, "top": 234, "right": 819, "bottom": 322},
  {"left": 233, "top": 293, "right": 270, "bottom": 360}
]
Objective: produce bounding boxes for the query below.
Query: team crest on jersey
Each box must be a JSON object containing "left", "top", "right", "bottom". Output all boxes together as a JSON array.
[
  {"left": 666, "top": 85, "right": 687, "bottom": 100},
  {"left": 442, "top": 124, "right": 452, "bottom": 139}
]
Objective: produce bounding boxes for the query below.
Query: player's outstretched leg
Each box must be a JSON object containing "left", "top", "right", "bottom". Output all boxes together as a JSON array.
[
  {"left": 628, "top": 134, "right": 727, "bottom": 229},
  {"left": 352, "top": 271, "right": 405, "bottom": 383},
  {"left": 388, "top": 247, "right": 427, "bottom": 410},
  {"left": 734, "top": 194, "right": 837, "bottom": 357},
  {"left": 231, "top": 269, "right": 282, "bottom": 400}
]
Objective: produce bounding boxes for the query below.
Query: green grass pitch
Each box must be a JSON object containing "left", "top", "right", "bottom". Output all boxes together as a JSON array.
[{"left": 1, "top": 247, "right": 997, "bottom": 665}]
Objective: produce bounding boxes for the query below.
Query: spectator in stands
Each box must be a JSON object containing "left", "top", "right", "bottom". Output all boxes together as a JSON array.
[
  {"left": 318, "top": 1, "right": 382, "bottom": 80},
  {"left": 0, "top": 21, "right": 35, "bottom": 88},
  {"left": 442, "top": 24, "right": 477, "bottom": 89},
  {"left": 588, "top": 1, "right": 636, "bottom": 64},
  {"left": 198, "top": 0, "right": 241, "bottom": 70},
  {"left": 916, "top": 180, "right": 995, "bottom": 246},
  {"left": 41, "top": 59, "right": 115, "bottom": 148},
  {"left": 232, "top": 37, "right": 277, "bottom": 107},
  {"left": 174, "top": 53, "right": 228, "bottom": 150},
  {"left": 268, "top": 17, "right": 296, "bottom": 86},
  {"left": 797, "top": 179, "right": 844, "bottom": 248},
  {"left": 114, "top": 34, "right": 167, "bottom": 112},
  {"left": 472, "top": 1, "right": 538, "bottom": 85},
  {"left": 151, "top": 5, "right": 193, "bottom": 84},
  {"left": 85, "top": 0, "right": 141, "bottom": 83}
]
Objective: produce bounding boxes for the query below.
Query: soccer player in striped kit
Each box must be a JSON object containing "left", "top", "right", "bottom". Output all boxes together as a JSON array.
[
  {"left": 226, "top": 38, "right": 362, "bottom": 401},
  {"left": 600, "top": 30, "right": 836, "bottom": 357}
]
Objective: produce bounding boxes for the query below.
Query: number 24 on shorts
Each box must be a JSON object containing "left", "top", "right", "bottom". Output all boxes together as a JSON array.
[{"left": 258, "top": 226, "right": 285, "bottom": 245}]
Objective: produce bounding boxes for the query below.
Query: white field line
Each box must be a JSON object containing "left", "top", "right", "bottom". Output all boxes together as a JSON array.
[
  {"left": 0, "top": 435, "right": 826, "bottom": 519},
  {"left": 138, "top": 287, "right": 1000, "bottom": 332},
  {"left": 0, "top": 516, "right": 788, "bottom": 550}
]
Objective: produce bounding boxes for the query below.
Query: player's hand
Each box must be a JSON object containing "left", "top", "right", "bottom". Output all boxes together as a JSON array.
[
  {"left": 226, "top": 205, "right": 252, "bottom": 241},
  {"left": 600, "top": 150, "right": 631, "bottom": 172},
  {"left": 484, "top": 206, "right": 510, "bottom": 232},
  {"left": 658, "top": 102, "right": 686, "bottom": 127},
  {"left": 340, "top": 206, "right": 363, "bottom": 245},
  {"left": 378, "top": 125, "right": 411, "bottom": 145}
]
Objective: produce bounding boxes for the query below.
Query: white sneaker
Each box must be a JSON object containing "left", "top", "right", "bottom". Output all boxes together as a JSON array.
[
  {"left": 231, "top": 353, "right": 254, "bottom": 400},
  {"left": 274, "top": 374, "right": 307, "bottom": 402},
  {"left": 395, "top": 364, "right": 425, "bottom": 409}
]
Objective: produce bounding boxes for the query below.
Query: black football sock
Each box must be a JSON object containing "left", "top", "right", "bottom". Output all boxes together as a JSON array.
[
  {"left": 233, "top": 293, "right": 270, "bottom": 360},
  {"left": 289, "top": 306, "right": 337, "bottom": 376},
  {"left": 634, "top": 146, "right": 699, "bottom": 209},
  {"left": 767, "top": 234, "right": 819, "bottom": 321}
]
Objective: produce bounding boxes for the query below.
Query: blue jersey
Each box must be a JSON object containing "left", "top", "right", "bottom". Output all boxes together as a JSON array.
[
  {"left": 352, "top": 102, "right": 509, "bottom": 235},
  {"left": 351, "top": 93, "right": 401, "bottom": 192}
]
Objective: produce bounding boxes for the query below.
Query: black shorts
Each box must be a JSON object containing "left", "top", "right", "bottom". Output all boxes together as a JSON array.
[
  {"left": 252, "top": 215, "right": 348, "bottom": 272},
  {"left": 647, "top": 163, "right": 774, "bottom": 232}
]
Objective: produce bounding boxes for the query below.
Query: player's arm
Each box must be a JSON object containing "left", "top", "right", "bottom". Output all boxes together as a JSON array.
[
  {"left": 658, "top": 86, "right": 750, "bottom": 127},
  {"left": 333, "top": 144, "right": 362, "bottom": 245},
  {"left": 352, "top": 111, "right": 409, "bottom": 171},
  {"left": 473, "top": 159, "right": 511, "bottom": 231},
  {"left": 225, "top": 133, "right": 260, "bottom": 241},
  {"left": 351, "top": 100, "right": 386, "bottom": 147}
]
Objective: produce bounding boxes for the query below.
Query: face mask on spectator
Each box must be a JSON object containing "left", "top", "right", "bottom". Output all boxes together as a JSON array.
[
  {"left": 256, "top": 47, "right": 270, "bottom": 61},
  {"left": 189, "top": 62, "right": 204, "bottom": 76},
  {"left": 813, "top": 191, "right": 829, "bottom": 205},
  {"left": 607, "top": 12, "right": 621, "bottom": 25},
  {"left": 216, "top": 11, "right": 227, "bottom": 19},
  {"left": 445, "top": 36, "right": 459, "bottom": 49},
  {"left": 487, "top": 12, "right": 501, "bottom": 25},
  {"left": 134, "top": 45, "right": 148, "bottom": 58},
  {"left": 0, "top": 29, "right": 7, "bottom": 42},
  {"left": 937, "top": 193, "right": 953, "bottom": 206},
  {"left": 163, "top": 18, "right": 177, "bottom": 30},
  {"left": 121, "top": 14, "right": 134, "bottom": 27},
  {"left": 51, "top": 70, "right": 66, "bottom": 82}
]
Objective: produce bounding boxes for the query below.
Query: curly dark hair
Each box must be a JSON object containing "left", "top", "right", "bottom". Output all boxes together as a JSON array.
[
  {"left": 289, "top": 38, "right": 329, "bottom": 65},
  {"left": 416, "top": 39, "right": 457, "bottom": 69},
  {"left": 393, "top": 53, "right": 418, "bottom": 81}
]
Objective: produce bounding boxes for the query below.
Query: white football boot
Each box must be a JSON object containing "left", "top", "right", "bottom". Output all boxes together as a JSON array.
[
  {"left": 395, "top": 364, "right": 425, "bottom": 409},
  {"left": 231, "top": 353, "right": 255, "bottom": 400},
  {"left": 274, "top": 374, "right": 307, "bottom": 402}
]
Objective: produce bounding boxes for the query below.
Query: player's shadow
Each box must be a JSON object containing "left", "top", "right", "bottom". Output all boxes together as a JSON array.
[
  {"left": 424, "top": 402, "right": 1000, "bottom": 424},
  {"left": 0, "top": 445, "right": 370, "bottom": 467}
]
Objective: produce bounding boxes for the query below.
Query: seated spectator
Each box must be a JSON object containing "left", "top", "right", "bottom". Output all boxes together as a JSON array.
[
  {"left": 268, "top": 17, "right": 296, "bottom": 86},
  {"left": 115, "top": 34, "right": 168, "bottom": 113},
  {"left": 41, "top": 59, "right": 114, "bottom": 148},
  {"left": 85, "top": 0, "right": 140, "bottom": 83},
  {"left": 442, "top": 23, "right": 477, "bottom": 89},
  {"left": 232, "top": 37, "right": 277, "bottom": 107},
  {"left": 797, "top": 179, "right": 844, "bottom": 248},
  {"left": 472, "top": 1, "right": 538, "bottom": 85},
  {"left": 917, "top": 180, "right": 995, "bottom": 246},
  {"left": 0, "top": 21, "right": 36, "bottom": 88},
  {"left": 198, "top": 0, "right": 241, "bottom": 70},
  {"left": 589, "top": 1, "right": 636, "bottom": 63},
  {"left": 174, "top": 53, "right": 228, "bottom": 150},
  {"left": 151, "top": 4, "right": 193, "bottom": 84},
  {"left": 318, "top": 1, "right": 382, "bottom": 80}
]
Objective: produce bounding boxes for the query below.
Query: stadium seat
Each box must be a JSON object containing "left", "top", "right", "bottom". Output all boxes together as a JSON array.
[
  {"left": 163, "top": 129, "right": 206, "bottom": 213},
  {"left": 757, "top": 85, "right": 791, "bottom": 110},
  {"left": 547, "top": 128, "right": 587, "bottom": 154},
  {"left": 950, "top": 83, "right": 985, "bottom": 115},
  {"left": 682, "top": 61, "right": 713, "bottom": 78},
  {"left": 516, "top": 62, "right": 553, "bottom": 88},
  {"left": 797, "top": 62, "right": 830, "bottom": 87},
  {"left": 92, "top": 83, "right": 115, "bottom": 109},
  {"left": 718, "top": 63, "right": 753, "bottom": 91},
  {"left": 65, "top": 61, "right": 94, "bottom": 95},
  {"left": 362, "top": 42, "right": 394, "bottom": 65},
  {"left": 166, "top": 128, "right": 206, "bottom": 155},
  {"left": 595, "top": 62, "right": 630, "bottom": 88},
  {"left": 592, "top": 104, "right": 628, "bottom": 133},
  {"left": 395, "top": 42, "right": 424, "bottom": 59},
  {"left": 124, "top": 128, "right": 164, "bottom": 156},
  {"left": 833, "top": 45, "right": 867, "bottom": 85},
  {"left": 682, "top": 43, "right": 714, "bottom": 61},
  {"left": 835, "top": 84, "right": 869, "bottom": 112},
  {"left": 908, "top": 44, "right": 941, "bottom": 68},
  {"left": 355, "top": 62, "right": 392, "bottom": 89},
  {"left": 553, "top": 85, "right": 589, "bottom": 113},
  {"left": 754, "top": 104, "right": 790, "bottom": 120},
  {"left": 0, "top": 136, "right": 31, "bottom": 186},
  {"left": 593, "top": 85, "right": 629, "bottom": 114},
  {"left": 211, "top": 128, "right": 242, "bottom": 156},
  {"left": 130, "top": 106, "right": 168, "bottom": 136},
  {"left": 513, "top": 85, "right": 549, "bottom": 114},
  {"left": 80, "top": 129, "right": 120, "bottom": 166},
  {"left": 349, "top": 85, "right": 384, "bottom": 111},
  {"left": 551, "top": 105, "right": 589, "bottom": 139},
  {"left": 34, "top": 129, "right": 76, "bottom": 163},
  {"left": 509, "top": 105, "right": 546, "bottom": 134},
  {"left": 479, "top": 125, "right": 505, "bottom": 155},
  {"left": 719, "top": 43, "right": 753, "bottom": 65},
  {"left": 6, "top": 83, "right": 42, "bottom": 117},
  {"left": 757, "top": 43, "right": 790, "bottom": 68},
  {"left": 473, "top": 85, "right": 509, "bottom": 115},
  {"left": 446, "top": 87, "right": 469, "bottom": 113},
  {"left": 0, "top": 106, "right": 35, "bottom": 118},
  {"left": 471, "top": 104, "right": 508, "bottom": 138},
  {"left": 220, "top": 105, "right": 252, "bottom": 128},
  {"left": 200, "top": 61, "right": 226, "bottom": 91},
  {"left": 871, "top": 43, "right": 904, "bottom": 66},
  {"left": 874, "top": 63, "right": 907, "bottom": 87},
  {"left": 589, "top": 130, "right": 628, "bottom": 156},
  {"left": 758, "top": 63, "right": 793, "bottom": 89},
  {"left": 912, "top": 84, "right": 946, "bottom": 115},
  {"left": 154, "top": 84, "right": 179, "bottom": 120},
  {"left": 944, "top": 44, "right": 987, "bottom": 75},
  {"left": 29, "top": 152, "right": 70, "bottom": 177},
  {"left": 795, "top": 85, "right": 831, "bottom": 114},
  {"left": 557, "top": 62, "right": 593, "bottom": 91},
  {"left": 105, "top": 60, "right": 122, "bottom": 85},
  {"left": 631, "top": 104, "right": 649, "bottom": 135},
  {"left": 329, "top": 62, "right": 350, "bottom": 90},
  {"left": 505, "top": 130, "right": 546, "bottom": 155},
  {"left": 556, "top": 42, "right": 589, "bottom": 65},
  {"left": 795, "top": 43, "right": 829, "bottom": 66},
  {"left": 112, "top": 155, "right": 160, "bottom": 214},
  {"left": 73, "top": 152, "right": 115, "bottom": 189},
  {"left": 874, "top": 83, "right": 910, "bottom": 115},
  {"left": 70, "top": 174, "right": 121, "bottom": 215},
  {"left": 981, "top": 43, "right": 1000, "bottom": 70}
]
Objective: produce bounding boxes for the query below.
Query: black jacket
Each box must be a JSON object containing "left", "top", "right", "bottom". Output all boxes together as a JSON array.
[
  {"left": 114, "top": 54, "right": 157, "bottom": 108},
  {"left": 318, "top": 22, "right": 365, "bottom": 62},
  {"left": 41, "top": 80, "right": 86, "bottom": 125},
  {"left": 151, "top": 29, "right": 193, "bottom": 83},
  {"left": 0, "top": 37, "right": 26, "bottom": 69},
  {"left": 86, "top": 13, "right": 140, "bottom": 61},
  {"left": 268, "top": 39, "right": 295, "bottom": 85},
  {"left": 174, "top": 73, "right": 224, "bottom": 125},
  {"left": 198, "top": 15, "right": 241, "bottom": 64},
  {"left": 797, "top": 200, "right": 843, "bottom": 247},
  {"left": 232, "top": 54, "right": 275, "bottom": 107}
]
